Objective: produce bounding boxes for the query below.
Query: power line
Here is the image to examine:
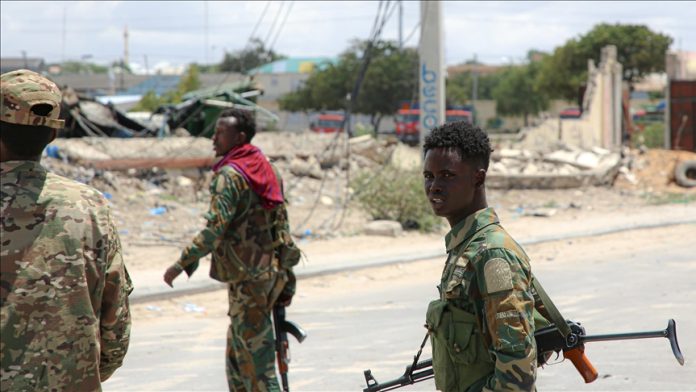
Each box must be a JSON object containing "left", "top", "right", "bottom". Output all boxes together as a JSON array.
[
  {"left": 247, "top": 1, "right": 271, "bottom": 43},
  {"left": 294, "top": 0, "right": 399, "bottom": 233},
  {"left": 268, "top": 1, "right": 294, "bottom": 54},
  {"left": 263, "top": 2, "right": 286, "bottom": 46},
  {"left": 403, "top": 21, "right": 420, "bottom": 45},
  {"left": 211, "top": 1, "right": 273, "bottom": 92}
]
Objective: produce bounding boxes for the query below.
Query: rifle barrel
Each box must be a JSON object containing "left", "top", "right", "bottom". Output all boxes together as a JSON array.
[
  {"left": 583, "top": 329, "right": 666, "bottom": 343},
  {"left": 582, "top": 319, "right": 684, "bottom": 365}
]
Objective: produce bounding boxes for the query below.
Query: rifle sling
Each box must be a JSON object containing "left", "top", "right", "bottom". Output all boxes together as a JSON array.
[{"left": 531, "top": 274, "right": 571, "bottom": 338}]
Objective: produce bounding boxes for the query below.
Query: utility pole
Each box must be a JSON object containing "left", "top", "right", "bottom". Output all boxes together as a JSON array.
[
  {"left": 204, "top": 1, "right": 209, "bottom": 65},
  {"left": 398, "top": 0, "right": 403, "bottom": 49},
  {"left": 121, "top": 25, "right": 128, "bottom": 91},
  {"left": 472, "top": 53, "right": 478, "bottom": 124},
  {"left": 123, "top": 25, "right": 129, "bottom": 67},
  {"left": 61, "top": 7, "right": 66, "bottom": 64},
  {"left": 418, "top": 0, "right": 445, "bottom": 147}
]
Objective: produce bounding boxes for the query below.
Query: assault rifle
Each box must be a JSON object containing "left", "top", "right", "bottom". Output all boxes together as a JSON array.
[
  {"left": 273, "top": 305, "right": 307, "bottom": 392},
  {"left": 363, "top": 319, "right": 684, "bottom": 392}
]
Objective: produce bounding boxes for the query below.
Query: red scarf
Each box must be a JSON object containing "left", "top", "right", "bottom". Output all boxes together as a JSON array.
[{"left": 212, "top": 144, "right": 284, "bottom": 209}]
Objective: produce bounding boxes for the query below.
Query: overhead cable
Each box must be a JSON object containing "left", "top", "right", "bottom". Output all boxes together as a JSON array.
[{"left": 268, "top": 1, "right": 294, "bottom": 54}]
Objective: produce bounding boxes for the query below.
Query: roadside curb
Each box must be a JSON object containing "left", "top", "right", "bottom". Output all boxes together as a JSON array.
[{"left": 130, "top": 217, "right": 696, "bottom": 304}]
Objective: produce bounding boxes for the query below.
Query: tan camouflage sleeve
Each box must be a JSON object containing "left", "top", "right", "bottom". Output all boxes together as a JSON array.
[
  {"left": 476, "top": 249, "right": 537, "bottom": 391},
  {"left": 99, "top": 212, "right": 133, "bottom": 381},
  {"left": 176, "top": 171, "right": 241, "bottom": 272}
]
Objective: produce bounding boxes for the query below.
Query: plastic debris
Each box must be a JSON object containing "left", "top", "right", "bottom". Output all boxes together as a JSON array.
[
  {"left": 183, "top": 303, "right": 206, "bottom": 313},
  {"left": 45, "top": 145, "right": 60, "bottom": 158},
  {"left": 149, "top": 206, "right": 167, "bottom": 216}
]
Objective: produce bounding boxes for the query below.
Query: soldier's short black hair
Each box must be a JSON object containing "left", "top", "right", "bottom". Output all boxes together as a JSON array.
[
  {"left": 423, "top": 121, "right": 492, "bottom": 170},
  {"left": 219, "top": 108, "right": 256, "bottom": 142},
  {"left": 0, "top": 121, "right": 55, "bottom": 158}
]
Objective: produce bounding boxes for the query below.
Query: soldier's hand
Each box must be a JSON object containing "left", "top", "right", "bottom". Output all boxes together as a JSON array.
[
  {"left": 277, "top": 291, "right": 293, "bottom": 307},
  {"left": 164, "top": 266, "right": 183, "bottom": 287}
]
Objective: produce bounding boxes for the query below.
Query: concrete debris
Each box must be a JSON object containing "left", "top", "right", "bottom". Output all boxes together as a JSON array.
[
  {"left": 523, "top": 208, "right": 558, "bottom": 217},
  {"left": 175, "top": 176, "right": 194, "bottom": 187},
  {"left": 37, "top": 129, "right": 689, "bottom": 245},
  {"left": 618, "top": 167, "right": 638, "bottom": 185},
  {"left": 320, "top": 196, "right": 334, "bottom": 206},
  {"left": 363, "top": 220, "right": 403, "bottom": 237},
  {"left": 290, "top": 156, "right": 323, "bottom": 179},
  {"left": 487, "top": 146, "right": 622, "bottom": 189}
]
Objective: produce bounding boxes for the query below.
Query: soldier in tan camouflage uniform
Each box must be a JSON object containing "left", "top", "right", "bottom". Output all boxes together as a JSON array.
[
  {"left": 1, "top": 69, "right": 132, "bottom": 391},
  {"left": 164, "top": 108, "right": 297, "bottom": 392},
  {"left": 422, "top": 122, "right": 537, "bottom": 391}
]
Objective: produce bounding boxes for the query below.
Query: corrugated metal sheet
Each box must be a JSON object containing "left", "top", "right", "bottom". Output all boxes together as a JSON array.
[{"left": 669, "top": 80, "right": 696, "bottom": 151}]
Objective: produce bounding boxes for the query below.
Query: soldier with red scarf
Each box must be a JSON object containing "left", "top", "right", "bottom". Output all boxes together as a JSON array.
[{"left": 164, "top": 108, "right": 297, "bottom": 391}]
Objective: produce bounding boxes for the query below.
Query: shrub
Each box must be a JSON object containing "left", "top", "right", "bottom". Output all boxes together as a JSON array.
[
  {"left": 636, "top": 122, "right": 664, "bottom": 148},
  {"left": 353, "top": 123, "right": 374, "bottom": 137},
  {"left": 351, "top": 164, "right": 443, "bottom": 232}
]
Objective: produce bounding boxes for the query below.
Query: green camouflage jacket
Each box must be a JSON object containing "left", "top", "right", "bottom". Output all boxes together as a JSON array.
[
  {"left": 427, "top": 207, "right": 536, "bottom": 392},
  {"left": 175, "top": 165, "right": 296, "bottom": 295},
  {"left": 1, "top": 161, "right": 132, "bottom": 391}
]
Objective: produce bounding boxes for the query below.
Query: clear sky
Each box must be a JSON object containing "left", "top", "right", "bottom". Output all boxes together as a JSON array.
[{"left": 2, "top": 1, "right": 694, "bottom": 71}]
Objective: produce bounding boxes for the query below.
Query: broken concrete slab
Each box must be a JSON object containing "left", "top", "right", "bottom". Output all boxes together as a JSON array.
[
  {"left": 290, "top": 156, "right": 323, "bottom": 179},
  {"left": 363, "top": 220, "right": 403, "bottom": 237}
]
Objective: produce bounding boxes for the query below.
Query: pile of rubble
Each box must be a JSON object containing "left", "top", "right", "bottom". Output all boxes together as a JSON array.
[
  {"left": 42, "top": 133, "right": 399, "bottom": 242},
  {"left": 614, "top": 148, "right": 696, "bottom": 193},
  {"left": 40, "top": 131, "right": 692, "bottom": 243},
  {"left": 487, "top": 145, "right": 622, "bottom": 189}
]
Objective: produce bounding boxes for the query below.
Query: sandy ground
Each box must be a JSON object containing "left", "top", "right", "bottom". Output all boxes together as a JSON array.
[
  {"left": 119, "top": 186, "right": 695, "bottom": 275},
  {"left": 130, "top": 222, "right": 696, "bottom": 321}
]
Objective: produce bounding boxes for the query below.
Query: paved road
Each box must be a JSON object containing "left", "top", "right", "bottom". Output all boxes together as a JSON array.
[{"left": 105, "top": 224, "right": 696, "bottom": 391}]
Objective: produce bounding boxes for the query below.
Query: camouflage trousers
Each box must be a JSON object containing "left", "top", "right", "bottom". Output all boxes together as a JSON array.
[{"left": 226, "top": 276, "right": 282, "bottom": 392}]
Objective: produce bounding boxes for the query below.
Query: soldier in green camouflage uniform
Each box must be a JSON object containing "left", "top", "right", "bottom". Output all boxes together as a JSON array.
[
  {"left": 1, "top": 69, "right": 132, "bottom": 391},
  {"left": 422, "top": 122, "right": 536, "bottom": 391},
  {"left": 164, "top": 109, "right": 297, "bottom": 392}
]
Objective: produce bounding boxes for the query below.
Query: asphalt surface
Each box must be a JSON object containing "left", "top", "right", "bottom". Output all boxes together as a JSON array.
[{"left": 105, "top": 223, "right": 696, "bottom": 391}]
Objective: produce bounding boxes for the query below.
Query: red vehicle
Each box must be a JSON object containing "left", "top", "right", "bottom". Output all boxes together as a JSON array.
[
  {"left": 559, "top": 107, "right": 582, "bottom": 119},
  {"left": 310, "top": 113, "right": 344, "bottom": 133},
  {"left": 395, "top": 108, "right": 473, "bottom": 145}
]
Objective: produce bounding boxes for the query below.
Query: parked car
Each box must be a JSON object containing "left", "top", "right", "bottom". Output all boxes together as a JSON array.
[{"left": 559, "top": 107, "right": 582, "bottom": 119}]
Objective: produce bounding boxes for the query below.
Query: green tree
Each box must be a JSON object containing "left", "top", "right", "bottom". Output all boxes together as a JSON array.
[
  {"left": 59, "top": 61, "right": 108, "bottom": 74},
  {"left": 279, "top": 39, "right": 418, "bottom": 132},
  {"left": 178, "top": 63, "right": 201, "bottom": 93},
  {"left": 493, "top": 62, "right": 549, "bottom": 127},
  {"left": 129, "top": 91, "right": 162, "bottom": 112},
  {"left": 219, "top": 38, "right": 286, "bottom": 73},
  {"left": 535, "top": 40, "right": 587, "bottom": 101},
  {"left": 537, "top": 24, "right": 673, "bottom": 100},
  {"left": 130, "top": 64, "right": 202, "bottom": 112},
  {"left": 446, "top": 71, "right": 501, "bottom": 105}
]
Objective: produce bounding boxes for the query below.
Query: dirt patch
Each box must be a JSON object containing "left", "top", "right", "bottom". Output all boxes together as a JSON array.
[
  {"left": 40, "top": 135, "right": 694, "bottom": 263},
  {"left": 615, "top": 149, "right": 696, "bottom": 194}
]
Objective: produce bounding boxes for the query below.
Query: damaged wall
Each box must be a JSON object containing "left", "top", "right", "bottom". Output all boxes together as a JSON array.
[{"left": 521, "top": 45, "right": 624, "bottom": 151}]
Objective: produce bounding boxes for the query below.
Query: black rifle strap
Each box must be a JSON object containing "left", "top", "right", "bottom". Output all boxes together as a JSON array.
[
  {"left": 408, "top": 331, "right": 430, "bottom": 380},
  {"left": 531, "top": 274, "right": 571, "bottom": 338}
]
